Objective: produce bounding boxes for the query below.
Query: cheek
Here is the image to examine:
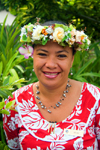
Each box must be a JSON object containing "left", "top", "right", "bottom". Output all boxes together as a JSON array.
[{"left": 33, "top": 58, "right": 45, "bottom": 70}]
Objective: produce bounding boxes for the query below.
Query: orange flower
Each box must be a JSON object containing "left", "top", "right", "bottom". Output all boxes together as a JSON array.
[
  {"left": 81, "top": 36, "right": 84, "bottom": 40},
  {"left": 42, "top": 29, "right": 48, "bottom": 35}
]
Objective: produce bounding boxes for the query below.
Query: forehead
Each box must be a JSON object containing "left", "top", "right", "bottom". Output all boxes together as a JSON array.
[{"left": 34, "top": 41, "right": 72, "bottom": 53}]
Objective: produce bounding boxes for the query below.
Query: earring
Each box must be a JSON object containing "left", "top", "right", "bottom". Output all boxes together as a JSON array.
[{"left": 70, "top": 68, "right": 73, "bottom": 76}]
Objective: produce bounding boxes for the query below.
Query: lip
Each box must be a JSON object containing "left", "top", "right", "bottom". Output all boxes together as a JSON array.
[{"left": 43, "top": 71, "right": 60, "bottom": 79}]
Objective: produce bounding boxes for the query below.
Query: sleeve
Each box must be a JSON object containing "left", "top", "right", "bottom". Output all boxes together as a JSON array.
[
  {"left": 95, "top": 97, "right": 100, "bottom": 149},
  {"left": 3, "top": 94, "right": 20, "bottom": 149}
]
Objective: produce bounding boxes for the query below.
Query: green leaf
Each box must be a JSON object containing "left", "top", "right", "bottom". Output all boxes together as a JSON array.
[
  {"left": 5, "top": 100, "right": 15, "bottom": 109},
  {"left": 5, "top": 29, "right": 20, "bottom": 55},
  {"left": 2, "top": 89, "right": 13, "bottom": 98},
  {"left": 73, "top": 58, "right": 95, "bottom": 77},
  {"left": 42, "top": 38, "right": 48, "bottom": 45},
  {"left": 74, "top": 76, "right": 88, "bottom": 82},
  {"left": 0, "top": 109, "right": 10, "bottom": 115},
  {"left": 10, "top": 55, "right": 24, "bottom": 68},
  {"left": 9, "top": 68, "right": 19, "bottom": 79},
  {"left": 15, "top": 65, "right": 24, "bottom": 73},
  {"left": 0, "top": 61, "right": 3, "bottom": 75},
  {"left": 12, "top": 78, "right": 25, "bottom": 85},
  {"left": 0, "top": 43, "right": 6, "bottom": 58},
  {"left": 79, "top": 72, "right": 100, "bottom": 77},
  {"left": 3, "top": 52, "right": 19, "bottom": 76},
  {"left": 0, "top": 102, "right": 5, "bottom": 110},
  {"left": 3, "top": 76, "right": 10, "bottom": 86},
  {"left": 0, "top": 90, "right": 8, "bottom": 98},
  {"left": 22, "top": 34, "right": 27, "bottom": 41},
  {"left": 3, "top": 145, "right": 10, "bottom": 150},
  {"left": 94, "top": 45, "right": 100, "bottom": 58},
  {"left": 62, "top": 35, "right": 68, "bottom": 42},
  {"left": 0, "top": 15, "right": 8, "bottom": 43}
]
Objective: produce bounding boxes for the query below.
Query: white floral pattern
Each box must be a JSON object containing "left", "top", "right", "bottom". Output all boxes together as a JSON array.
[
  {"left": 3, "top": 83, "right": 100, "bottom": 150},
  {"left": 18, "top": 98, "right": 38, "bottom": 115},
  {"left": 87, "top": 83, "right": 100, "bottom": 101},
  {"left": 73, "top": 138, "right": 83, "bottom": 150},
  {"left": 7, "top": 137, "right": 20, "bottom": 149},
  {"left": 23, "top": 112, "right": 48, "bottom": 130}
]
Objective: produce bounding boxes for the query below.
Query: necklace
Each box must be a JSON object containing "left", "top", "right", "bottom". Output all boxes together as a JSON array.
[{"left": 35, "top": 80, "right": 71, "bottom": 113}]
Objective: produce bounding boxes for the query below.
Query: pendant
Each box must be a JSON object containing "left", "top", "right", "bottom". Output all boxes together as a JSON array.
[
  {"left": 36, "top": 96, "right": 40, "bottom": 100},
  {"left": 63, "top": 94, "right": 66, "bottom": 97},
  {"left": 36, "top": 91, "right": 40, "bottom": 94},
  {"left": 56, "top": 104, "right": 59, "bottom": 107},
  {"left": 41, "top": 105, "right": 45, "bottom": 109},
  {"left": 58, "top": 102, "right": 61, "bottom": 105},
  {"left": 47, "top": 110, "right": 51, "bottom": 113},
  {"left": 48, "top": 121, "right": 57, "bottom": 134}
]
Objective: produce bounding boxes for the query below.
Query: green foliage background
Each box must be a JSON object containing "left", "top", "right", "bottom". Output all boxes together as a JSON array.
[
  {"left": 1, "top": 0, "right": 100, "bottom": 41},
  {"left": 0, "top": 0, "right": 100, "bottom": 149}
]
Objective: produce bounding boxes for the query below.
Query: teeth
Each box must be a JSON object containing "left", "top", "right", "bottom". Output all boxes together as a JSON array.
[{"left": 45, "top": 72, "right": 58, "bottom": 75}]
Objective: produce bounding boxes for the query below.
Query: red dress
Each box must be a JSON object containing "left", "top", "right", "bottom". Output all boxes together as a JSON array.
[{"left": 3, "top": 82, "right": 100, "bottom": 150}]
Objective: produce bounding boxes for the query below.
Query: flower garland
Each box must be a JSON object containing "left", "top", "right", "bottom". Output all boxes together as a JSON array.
[{"left": 19, "top": 23, "right": 91, "bottom": 59}]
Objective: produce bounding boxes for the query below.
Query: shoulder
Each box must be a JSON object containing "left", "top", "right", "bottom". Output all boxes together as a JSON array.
[
  {"left": 83, "top": 82, "right": 100, "bottom": 100},
  {"left": 6, "top": 84, "right": 33, "bottom": 103},
  {"left": 14, "top": 83, "right": 33, "bottom": 97}
]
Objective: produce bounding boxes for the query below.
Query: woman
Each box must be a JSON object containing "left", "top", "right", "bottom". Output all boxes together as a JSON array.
[{"left": 3, "top": 21, "right": 100, "bottom": 150}]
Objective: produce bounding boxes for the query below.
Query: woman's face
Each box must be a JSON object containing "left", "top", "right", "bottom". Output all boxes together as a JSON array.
[{"left": 33, "top": 41, "right": 74, "bottom": 89}]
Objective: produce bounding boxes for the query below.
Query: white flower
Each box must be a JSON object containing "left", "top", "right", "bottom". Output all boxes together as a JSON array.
[
  {"left": 32, "top": 25, "right": 44, "bottom": 40},
  {"left": 43, "top": 35, "right": 48, "bottom": 40},
  {"left": 53, "top": 27, "right": 65, "bottom": 43},
  {"left": 87, "top": 39, "right": 91, "bottom": 45},
  {"left": 27, "top": 24, "right": 34, "bottom": 32},
  {"left": 49, "top": 35, "right": 53, "bottom": 39},
  {"left": 71, "top": 29, "right": 76, "bottom": 37},
  {"left": 65, "top": 30, "right": 71, "bottom": 36},
  {"left": 46, "top": 27, "right": 53, "bottom": 34},
  {"left": 75, "top": 31, "right": 82, "bottom": 42},
  {"left": 21, "top": 26, "right": 26, "bottom": 33},
  {"left": 69, "top": 37, "right": 75, "bottom": 45},
  {"left": 20, "top": 33, "right": 27, "bottom": 40},
  {"left": 20, "top": 26, "right": 27, "bottom": 40}
]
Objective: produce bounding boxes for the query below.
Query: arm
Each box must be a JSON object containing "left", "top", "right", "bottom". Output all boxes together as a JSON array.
[
  {"left": 3, "top": 95, "right": 20, "bottom": 150},
  {"left": 95, "top": 98, "right": 100, "bottom": 149}
]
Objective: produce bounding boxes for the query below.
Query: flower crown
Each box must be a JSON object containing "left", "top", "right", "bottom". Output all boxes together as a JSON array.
[{"left": 19, "top": 23, "right": 91, "bottom": 59}]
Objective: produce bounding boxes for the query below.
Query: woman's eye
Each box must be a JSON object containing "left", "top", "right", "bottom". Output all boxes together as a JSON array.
[
  {"left": 38, "top": 53, "right": 47, "bottom": 56},
  {"left": 58, "top": 54, "right": 67, "bottom": 58}
]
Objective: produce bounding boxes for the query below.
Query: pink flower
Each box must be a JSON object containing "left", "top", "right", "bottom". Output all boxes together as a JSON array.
[
  {"left": 19, "top": 45, "right": 34, "bottom": 59},
  {"left": 76, "top": 42, "right": 83, "bottom": 45}
]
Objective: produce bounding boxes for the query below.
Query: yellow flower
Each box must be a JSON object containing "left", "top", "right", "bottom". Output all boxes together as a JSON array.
[
  {"left": 53, "top": 27, "right": 65, "bottom": 43},
  {"left": 32, "top": 26, "right": 44, "bottom": 40}
]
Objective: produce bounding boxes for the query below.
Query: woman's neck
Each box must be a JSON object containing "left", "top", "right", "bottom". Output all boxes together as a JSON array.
[{"left": 36, "top": 80, "right": 69, "bottom": 102}]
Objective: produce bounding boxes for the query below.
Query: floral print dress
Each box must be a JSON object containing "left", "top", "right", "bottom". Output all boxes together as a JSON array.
[{"left": 3, "top": 83, "right": 100, "bottom": 150}]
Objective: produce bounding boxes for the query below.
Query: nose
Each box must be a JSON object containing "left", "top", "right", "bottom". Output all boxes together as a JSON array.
[{"left": 45, "top": 56, "right": 57, "bottom": 69}]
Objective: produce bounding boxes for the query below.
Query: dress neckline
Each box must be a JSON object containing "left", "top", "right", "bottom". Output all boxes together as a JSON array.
[{"left": 31, "top": 82, "right": 85, "bottom": 124}]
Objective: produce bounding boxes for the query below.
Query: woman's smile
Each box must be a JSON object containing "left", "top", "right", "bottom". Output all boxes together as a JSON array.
[{"left": 43, "top": 71, "right": 60, "bottom": 79}]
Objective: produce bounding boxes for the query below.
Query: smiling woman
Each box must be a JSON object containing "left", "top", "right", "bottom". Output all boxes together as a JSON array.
[
  {"left": 3, "top": 21, "right": 100, "bottom": 150},
  {"left": 33, "top": 41, "right": 74, "bottom": 90}
]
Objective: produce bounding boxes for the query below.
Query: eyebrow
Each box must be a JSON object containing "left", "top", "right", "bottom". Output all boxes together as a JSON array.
[
  {"left": 36, "top": 49, "right": 69, "bottom": 53},
  {"left": 36, "top": 49, "right": 48, "bottom": 53},
  {"left": 56, "top": 50, "right": 69, "bottom": 54}
]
